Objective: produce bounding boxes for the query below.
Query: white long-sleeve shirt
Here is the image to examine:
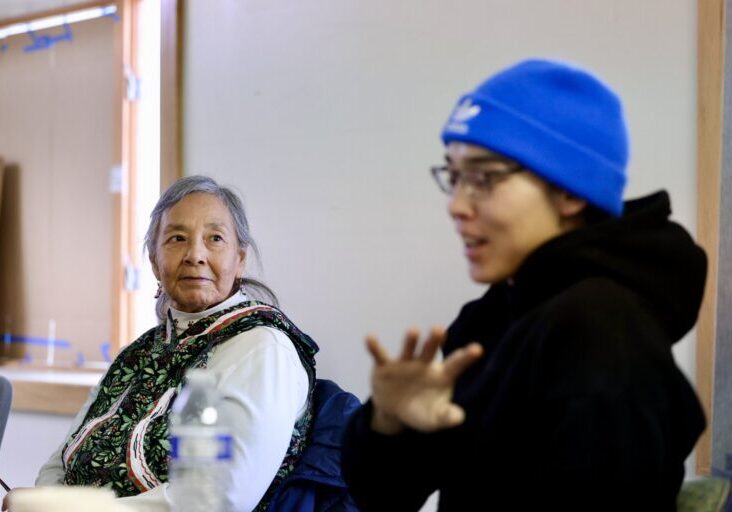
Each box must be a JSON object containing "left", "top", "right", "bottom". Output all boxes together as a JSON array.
[{"left": 36, "top": 292, "right": 310, "bottom": 512}]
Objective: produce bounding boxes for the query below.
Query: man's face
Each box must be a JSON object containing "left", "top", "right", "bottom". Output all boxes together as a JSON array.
[{"left": 446, "top": 142, "right": 571, "bottom": 283}]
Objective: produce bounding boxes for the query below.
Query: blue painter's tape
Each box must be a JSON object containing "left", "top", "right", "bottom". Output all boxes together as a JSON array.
[
  {"left": 23, "top": 23, "right": 73, "bottom": 53},
  {"left": 100, "top": 341, "right": 111, "bottom": 362},
  {"left": 3, "top": 334, "right": 71, "bottom": 348}
]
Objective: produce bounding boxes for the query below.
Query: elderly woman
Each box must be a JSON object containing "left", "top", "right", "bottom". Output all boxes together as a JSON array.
[{"left": 31, "top": 176, "right": 317, "bottom": 511}]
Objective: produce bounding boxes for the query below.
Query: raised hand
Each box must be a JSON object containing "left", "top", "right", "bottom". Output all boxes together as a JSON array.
[{"left": 366, "top": 327, "right": 483, "bottom": 434}]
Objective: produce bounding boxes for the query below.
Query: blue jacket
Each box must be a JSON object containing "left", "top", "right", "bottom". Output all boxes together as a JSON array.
[{"left": 267, "top": 379, "right": 361, "bottom": 511}]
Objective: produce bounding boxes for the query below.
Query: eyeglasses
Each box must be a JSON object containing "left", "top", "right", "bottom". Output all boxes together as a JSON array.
[{"left": 430, "top": 163, "right": 525, "bottom": 197}]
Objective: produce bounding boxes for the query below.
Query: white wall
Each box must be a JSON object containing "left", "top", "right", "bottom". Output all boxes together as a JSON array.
[
  {"left": 184, "top": 3, "right": 698, "bottom": 508},
  {"left": 184, "top": 0, "right": 698, "bottom": 399}
]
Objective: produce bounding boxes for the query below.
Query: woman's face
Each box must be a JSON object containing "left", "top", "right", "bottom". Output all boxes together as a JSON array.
[
  {"left": 151, "top": 192, "right": 246, "bottom": 313},
  {"left": 446, "top": 142, "right": 583, "bottom": 284}
]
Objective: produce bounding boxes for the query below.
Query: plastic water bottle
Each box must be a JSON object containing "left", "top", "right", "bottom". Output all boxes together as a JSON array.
[{"left": 169, "top": 369, "right": 233, "bottom": 512}]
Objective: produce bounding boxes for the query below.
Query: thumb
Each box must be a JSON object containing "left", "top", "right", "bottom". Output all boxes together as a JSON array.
[{"left": 436, "top": 403, "right": 466, "bottom": 428}]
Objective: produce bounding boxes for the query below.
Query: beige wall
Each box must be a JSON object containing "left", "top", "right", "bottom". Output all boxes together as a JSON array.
[
  {"left": 0, "top": 16, "right": 116, "bottom": 365},
  {"left": 0, "top": 0, "right": 88, "bottom": 20}
]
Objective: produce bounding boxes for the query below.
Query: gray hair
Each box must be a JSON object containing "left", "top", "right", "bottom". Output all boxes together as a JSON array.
[{"left": 144, "top": 175, "right": 277, "bottom": 321}]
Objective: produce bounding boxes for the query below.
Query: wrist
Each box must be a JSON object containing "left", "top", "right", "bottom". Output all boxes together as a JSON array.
[{"left": 370, "top": 408, "right": 405, "bottom": 435}]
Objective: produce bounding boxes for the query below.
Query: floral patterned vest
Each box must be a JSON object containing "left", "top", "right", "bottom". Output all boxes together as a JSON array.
[{"left": 62, "top": 301, "right": 318, "bottom": 509}]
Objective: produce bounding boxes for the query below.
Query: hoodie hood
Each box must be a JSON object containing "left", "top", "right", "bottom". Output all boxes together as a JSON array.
[{"left": 509, "top": 190, "right": 707, "bottom": 343}]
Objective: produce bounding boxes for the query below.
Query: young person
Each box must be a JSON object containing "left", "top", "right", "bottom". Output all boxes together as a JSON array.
[{"left": 341, "top": 59, "right": 707, "bottom": 511}]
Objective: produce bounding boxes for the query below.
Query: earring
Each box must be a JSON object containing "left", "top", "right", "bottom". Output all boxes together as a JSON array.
[{"left": 154, "top": 282, "right": 162, "bottom": 299}]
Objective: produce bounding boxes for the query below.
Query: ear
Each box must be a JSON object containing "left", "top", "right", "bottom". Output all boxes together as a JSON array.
[
  {"left": 552, "top": 190, "right": 587, "bottom": 219},
  {"left": 238, "top": 248, "right": 247, "bottom": 275}
]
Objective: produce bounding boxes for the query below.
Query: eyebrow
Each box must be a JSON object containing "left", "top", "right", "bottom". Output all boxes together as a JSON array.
[
  {"left": 205, "top": 222, "right": 230, "bottom": 231},
  {"left": 162, "top": 222, "right": 231, "bottom": 233},
  {"left": 444, "top": 154, "right": 512, "bottom": 165}
]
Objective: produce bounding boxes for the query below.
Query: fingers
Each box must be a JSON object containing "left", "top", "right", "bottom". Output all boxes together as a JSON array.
[
  {"left": 365, "top": 335, "right": 390, "bottom": 366},
  {"left": 398, "top": 328, "right": 420, "bottom": 360},
  {"left": 368, "top": 326, "right": 449, "bottom": 365},
  {"left": 418, "top": 326, "right": 447, "bottom": 362},
  {"left": 443, "top": 342, "right": 483, "bottom": 379}
]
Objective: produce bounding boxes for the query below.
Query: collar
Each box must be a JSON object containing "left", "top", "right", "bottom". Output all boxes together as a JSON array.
[{"left": 167, "top": 291, "right": 249, "bottom": 338}]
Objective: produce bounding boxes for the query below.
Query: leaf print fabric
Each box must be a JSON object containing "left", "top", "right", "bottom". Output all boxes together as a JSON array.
[{"left": 62, "top": 301, "right": 318, "bottom": 501}]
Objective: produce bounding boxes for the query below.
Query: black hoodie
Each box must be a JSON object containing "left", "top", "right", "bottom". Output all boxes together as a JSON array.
[{"left": 342, "top": 191, "right": 707, "bottom": 511}]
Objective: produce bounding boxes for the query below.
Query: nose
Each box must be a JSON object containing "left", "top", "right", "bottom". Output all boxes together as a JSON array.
[
  {"left": 448, "top": 183, "right": 475, "bottom": 221},
  {"left": 184, "top": 238, "right": 206, "bottom": 265}
]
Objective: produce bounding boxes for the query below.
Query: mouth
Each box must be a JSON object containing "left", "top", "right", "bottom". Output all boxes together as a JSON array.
[
  {"left": 461, "top": 235, "right": 488, "bottom": 260},
  {"left": 179, "top": 277, "right": 212, "bottom": 283}
]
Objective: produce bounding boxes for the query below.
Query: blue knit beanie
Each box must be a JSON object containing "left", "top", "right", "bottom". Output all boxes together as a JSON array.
[{"left": 441, "top": 59, "right": 629, "bottom": 216}]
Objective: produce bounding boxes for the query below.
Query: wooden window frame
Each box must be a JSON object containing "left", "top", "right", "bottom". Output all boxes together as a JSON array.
[
  {"left": 161, "top": 0, "right": 184, "bottom": 190},
  {"left": 113, "top": 0, "right": 138, "bottom": 355},
  {"left": 696, "top": 0, "right": 725, "bottom": 476}
]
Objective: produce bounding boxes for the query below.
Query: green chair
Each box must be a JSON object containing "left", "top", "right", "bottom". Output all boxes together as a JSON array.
[{"left": 678, "top": 478, "right": 730, "bottom": 512}]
